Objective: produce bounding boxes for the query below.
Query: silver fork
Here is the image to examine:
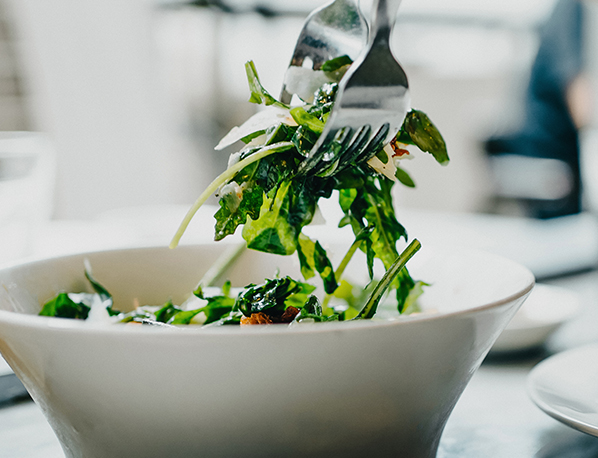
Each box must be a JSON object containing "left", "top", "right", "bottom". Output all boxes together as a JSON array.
[
  {"left": 297, "top": 0, "right": 410, "bottom": 177},
  {"left": 280, "top": 0, "right": 367, "bottom": 105}
]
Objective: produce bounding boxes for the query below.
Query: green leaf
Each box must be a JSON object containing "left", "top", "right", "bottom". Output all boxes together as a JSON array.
[
  {"left": 245, "top": 61, "right": 287, "bottom": 108},
  {"left": 395, "top": 166, "right": 416, "bottom": 188},
  {"left": 39, "top": 292, "right": 91, "bottom": 320},
  {"left": 242, "top": 181, "right": 298, "bottom": 256},
  {"left": 154, "top": 300, "right": 182, "bottom": 323},
  {"left": 295, "top": 295, "right": 334, "bottom": 322},
  {"left": 339, "top": 188, "right": 357, "bottom": 213},
  {"left": 240, "top": 129, "right": 266, "bottom": 144},
  {"left": 214, "top": 183, "right": 263, "bottom": 241},
  {"left": 202, "top": 310, "right": 244, "bottom": 327},
  {"left": 297, "top": 233, "right": 316, "bottom": 279},
  {"left": 84, "top": 267, "right": 111, "bottom": 303},
  {"left": 321, "top": 55, "right": 353, "bottom": 73},
  {"left": 296, "top": 233, "right": 337, "bottom": 294},
  {"left": 401, "top": 280, "right": 427, "bottom": 315},
  {"left": 313, "top": 241, "right": 338, "bottom": 294},
  {"left": 290, "top": 106, "right": 325, "bottom": 135},
  {"left": 82, "top": 262, "right": 122, "bottom": 316},
  {"left": 397, "top": 109, "right": 449, "bottom": 165},
  {"left": 283, "top": 282, "right": 317, "bottom": 309},
  {"left": 362, "top": 181, "right": 407, "bottom": 269},
  {"left": 170, "top": 296, "right": 235, "bottom": 325},
  {"left": 235, "top": 276, "right": 306, "bottom": 317}
]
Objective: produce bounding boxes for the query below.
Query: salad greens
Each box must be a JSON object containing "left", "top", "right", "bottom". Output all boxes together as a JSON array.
[
  {"left": 40, "top": 55, "right": 448, "bottom": 326},
  {"left": 170, "top": 57, "right": 447, "bottom": 314},
  {"left": 38, "top": 238, "right": 421, "bottom": 327}
]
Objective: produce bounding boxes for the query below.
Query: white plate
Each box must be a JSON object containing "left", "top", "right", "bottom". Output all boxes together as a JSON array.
[
  {"left": 528, "top": 344, "right": 598, "bottom": 436},
  {"left": 491, "top": 284, "right": 580, "bottom": 352}
]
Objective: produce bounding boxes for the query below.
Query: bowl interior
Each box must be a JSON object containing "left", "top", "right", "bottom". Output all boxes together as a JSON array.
[{"left": 0, "top": 243, "right": 535, "bottom": 321}]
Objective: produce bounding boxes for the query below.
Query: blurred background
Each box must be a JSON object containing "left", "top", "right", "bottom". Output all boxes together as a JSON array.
[{"left": 1, "top": 0, "right": 598, "bottom": 275}]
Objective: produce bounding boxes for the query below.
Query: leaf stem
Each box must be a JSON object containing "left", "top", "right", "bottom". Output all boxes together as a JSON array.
[
  {"left": 170, "top": 141, "right": 294, "bottom": 249},
  {"left": 356, "top": 239, "right": 421, "bottom": 320}
]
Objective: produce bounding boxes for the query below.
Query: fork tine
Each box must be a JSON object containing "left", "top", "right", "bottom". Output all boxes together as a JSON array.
[
  {"left": 355, "top": 123, "right": 390, "bottom": 164},
  {"left": 336, "top": 125, "right": 372, "bottom": 170},
  {"left": 298, "top": 126, "right": 352, "bottom": 176}
]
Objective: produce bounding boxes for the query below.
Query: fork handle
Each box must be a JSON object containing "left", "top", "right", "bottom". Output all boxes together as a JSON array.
[{"left": 369, "top": 0, "right": 403, "bottom": 44}]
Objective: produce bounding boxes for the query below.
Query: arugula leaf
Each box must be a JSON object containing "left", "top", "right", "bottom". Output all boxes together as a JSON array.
[
  {"left": 170, "top": 297, "right": 235, "bottom": 325},
  {"left": 154, "top": 300, "right": 182, "bottom": 323},
  {"left": 296, "top": 234, "right": 337, "bottom": 294},
  {"left": 39, "top": 293, "right": 91, "bottom": 320},
  {"left": 83, "top": 264, "right": 121, "bottom": 316},
  {"left": 214, "top": 182, "right": 263, "bottom": 241},
  {"left": 395, "top": 166, "right": 415, "bottom": 188},
  {"left": 321, "top": 55, "right": 353, "bottom": 73},
  {"left": 396, "top": 109, "right": 449, "bottom": 165},
  {"left": 359, "top": 176, "right": 408, "bottom": 269},
  {"left": 294, "top": 295, "right": 339, "bottom": 322},
  {"left": 118, "top": 306, "right": 157, "bottom": 323},
  {"left": 297, "top": 233, "right": 316, "bottom": 280},
  {"left": 84, "top": 266, "right": 110, "bottom": 303},
  {"left": 290, "top": 107, "right": 325, "bottom": 135},
  {"left": 245, "top": 61, "right": 288, "bottom": 109},
  {"left": 242, "top": 181, "right": 298, "bottom": 255},
  {"left": 401, "top": 279, "right": 427, "bottom": 315},
  {"left": 236, "top": 276, "right": 312, "bottom": 317}
]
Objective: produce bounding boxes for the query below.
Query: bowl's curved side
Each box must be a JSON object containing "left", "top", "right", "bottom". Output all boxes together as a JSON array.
[{"left": 0, "top": 244, "right": 534, "bottom": 458}]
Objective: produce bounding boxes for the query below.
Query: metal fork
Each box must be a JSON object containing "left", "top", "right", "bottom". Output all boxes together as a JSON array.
[
  {"left": 279, "top": 0, "right": 367, "bottom": 104},
  {"left": 297, "top": 0, "right": 410, "bottom": 177}
]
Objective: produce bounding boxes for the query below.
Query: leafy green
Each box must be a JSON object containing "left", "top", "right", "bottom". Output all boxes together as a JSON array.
[
  {"left": 245, "top": 61, "right": 288, "bottom": 109},
  {"left": 321, "top": 55, "right": 353, "bottom": 73},
  {"left": 39, "top": 264, "right": 119, "bottom": 319},
  {"left": 154, "top": 301, "right": 181, "bottom": 323},
  {"left": 290, "top": 107, "right": 325, "bottom": 135},
  {"left": 294, "top": 295, "right": 339, "bottom": 322},
  {"left": 396, "top": 109, "right": 449, "bottom": 165},
  {"left": 39, "top": 292, "right": 91, "bottom": 320},
  {"left": 296, "top": 234, "right": 338, "bottom": 294},
  {"left": 242, "top": 181, "right": 299, "bottom": 255},
  {"left": 214, "top": 182, "right": 263, "bottom": 241},
  {"left": 395, "top": 166, "right": 415, "bottom": 188},
  {"left": 235, "top": 276, "right": 314, "bottom": 317},
  {"left": 42, "top": 56, "right": 449, "bottom": 324}
]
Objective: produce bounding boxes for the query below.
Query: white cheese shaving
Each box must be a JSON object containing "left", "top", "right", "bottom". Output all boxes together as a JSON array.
[
  {"left": 367, "top": 144, "right": 398, "bottom": 181},
  {"left": 215, "top": 106, "right": 296, "bottom": 151},
  {"left": 283, "top": 66, "right": 333, "bottom": 103}
]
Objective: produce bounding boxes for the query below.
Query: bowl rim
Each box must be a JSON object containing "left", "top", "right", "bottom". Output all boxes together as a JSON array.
[{"left": 0, "top": 243, "right": 536, "bottom": 337}]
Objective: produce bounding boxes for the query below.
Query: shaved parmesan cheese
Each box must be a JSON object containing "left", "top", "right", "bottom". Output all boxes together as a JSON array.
[
  {"left": 367, "top": 145, "right": 398, "bottom": 181},
  {"left": 215, "top": 106, "right": 296, "bottom": 151},
  {"left": 283, "top": 66, "right": 333, "bottom": 103}
]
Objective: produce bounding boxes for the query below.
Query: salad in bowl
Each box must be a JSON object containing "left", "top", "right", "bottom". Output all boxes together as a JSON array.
[
  {"left": 40, "top": 56, "right": 449, "bottom": 327},
  {"left": 0, "top": 24, "right": 534, "bottom": 458}
]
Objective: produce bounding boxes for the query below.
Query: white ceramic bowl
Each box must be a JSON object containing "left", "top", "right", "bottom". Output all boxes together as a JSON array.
[{"left": 0, "top": 244, "right": 534, "bottom": 458}]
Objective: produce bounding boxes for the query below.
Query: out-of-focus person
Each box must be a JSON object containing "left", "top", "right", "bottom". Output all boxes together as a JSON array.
[{"left": 486, "top": 0, "right": 591, "bottom": 219}]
